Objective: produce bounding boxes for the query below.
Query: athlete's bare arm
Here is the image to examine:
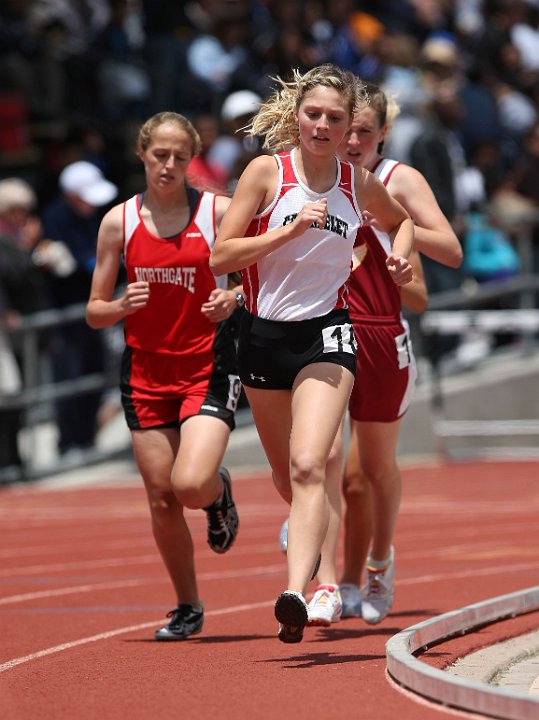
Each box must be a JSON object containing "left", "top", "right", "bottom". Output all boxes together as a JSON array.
[
  {"left": 86, "top": 204, "right": 150, "bottom": 329},
  {"left": 401, "top": 249, "right": 428, "bottom": 314},
  {"left": 210, "top": 155, "right": 329, "bottom": 275},
  {"left": 214, "top": 194, "right": 232, "bottom": 228},
  {"left": 388, "top": 165, "right": 463, "bottom": 268},
  {"left": 357, "top": 168, "right": 414, "bottom": 286}
]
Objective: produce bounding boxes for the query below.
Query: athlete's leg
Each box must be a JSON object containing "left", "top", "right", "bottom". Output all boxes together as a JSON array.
[
  {"left": 286, "top": 362, "right": 354, "bottom": 595},
  {"left": 132, "top": 427, "right": 199, "bottom": 604},
  {"left": 355, "top": 419, "right": 402, "bottom": 563},
  {"left": 340, "top": 417, "right": 373, "bottom": 585},
  {"left": 243, "top": 385, "right": 293, "bottom": 504},
  {"left": 315, "top": 416, "right": 345, "bottom": 586},
  {"left": 170, "top": 415, "right": 231, "bottom": 509}
]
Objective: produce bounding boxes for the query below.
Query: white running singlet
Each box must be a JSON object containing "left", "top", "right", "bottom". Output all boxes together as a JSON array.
[{"left": 241, "top": 148, "right": 363, "bottom": 321}]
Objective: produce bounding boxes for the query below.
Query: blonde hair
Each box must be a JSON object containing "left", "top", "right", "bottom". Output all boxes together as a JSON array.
[
  {"left": 0, "top": 178, "right": 37, "bottom": 214},
  {"left": 248, "top": 64, "right": 368, "bottom": 151},
  {"left": 137, "top": 112, "right": 202, "bottom": 156}
]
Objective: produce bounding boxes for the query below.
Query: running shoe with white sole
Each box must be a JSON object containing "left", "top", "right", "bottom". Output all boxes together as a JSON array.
[
  {"left": 307, "top": 584, "right": 342, "bottom": 626},
  {"left": 203, "top": 467, "right": 239, "bottom": 554},
  {"left": 155, "top": 602, "right": 204, "bottom": 641},
  {"left": 275, "top": 590, "right": 309, "bottom": 643},
  {"left": 278, "top": 517, "right": 321, "bottom": 580},
  {"left": 340, "top": 583, "right": 362, "bottom": 618},
  {"left": 361, "top": 547, "right": 395, "bottom": 625}
]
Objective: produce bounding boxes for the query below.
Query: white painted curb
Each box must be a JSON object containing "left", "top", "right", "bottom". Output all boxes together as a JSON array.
[{"left": 386, "top": 586, "right": 539, "bottom": 719}]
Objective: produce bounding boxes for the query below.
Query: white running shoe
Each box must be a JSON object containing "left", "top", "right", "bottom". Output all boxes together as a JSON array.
[
  {"left": 307, "top": 584, "right": 342, "bottom": 626},
  {"left": 361, "top": 548, "right": 395, "bottom": 625},
  {"left": 340, "top": 583, "right": 362, "bottom": 618}
]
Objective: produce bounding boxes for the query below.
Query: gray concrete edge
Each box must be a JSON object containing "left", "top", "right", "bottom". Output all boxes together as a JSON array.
[{"left": 385, "top": 586, "right": 539, "bottom": 720}]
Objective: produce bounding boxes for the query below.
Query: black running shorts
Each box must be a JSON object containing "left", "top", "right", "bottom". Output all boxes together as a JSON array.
[{"left": 238, "top": 309, "right": 357, "bottom": 390}]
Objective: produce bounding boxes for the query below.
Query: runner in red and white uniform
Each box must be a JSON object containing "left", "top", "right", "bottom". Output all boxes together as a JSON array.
[
  {"left": 86, "top": 112, "right": 242, "bottom": 642},
  {"left": 308, "top": 84, "right": 462, "bottom": 629},
  {"left": 211, "top": 64, "right": 415, "bottom": 644}
]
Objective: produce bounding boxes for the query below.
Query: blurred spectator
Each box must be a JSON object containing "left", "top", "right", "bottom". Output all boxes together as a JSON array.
[
  {"left": 511, "top": 2, "right": 539, "bottom": 72},
  {"left": 41, "top": 161, "right": 118, "bottom": 456},
  {"left": 330, "top": 11, "right": 387, "bottom": 81},
  {"left": 381, "top": 32, "right": 429, "bottom": 162},
  {"left": 94, "top": 0, "right": 150, "bottom": 122},
  {"left": 409, "top": 82, "right": 485, "bottom": 294},
  {"left": 0, "top": 308, "right": 22, "bottom": 473},
  {"left": 491, "top": 120, "right": 539, "bottom": 273},
  {"left": 0, "top": 178, "right": 49, "bottom": 471},
  {"left": 467, "top": 0, "right": 538, "bottom": 154},
  {"left": 187, "top": 114, "right": 228, "bottom": 192},
  {"left": 373, "top": 0, "right": 451, "bottom": 40},
  {"left": 410, "top": 82, "right": 485, "bottom": 227},
  {"left": 207, "top": 89, "right": 263, "bottom": 189},
  {"left": 33, "top": 0, "right": 110, "bottom": 118},
  {"left": 253, "top": 1, "right": 328, "bottom": 80},
  {"left": 463, "top": 208, "right": 521, "bottom": 284},
  {"left": 185, "top": 7, "right": 260, "bottom": 113},
  {"left": 418, "top": 33, "right": 462, "bottom": 93},
  {"left": 141, "top": 0, "right": 195, "bottom": 114}
]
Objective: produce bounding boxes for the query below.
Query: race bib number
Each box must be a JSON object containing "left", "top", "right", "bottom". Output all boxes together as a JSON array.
[
  {"left": 395, "top": 328, "right": 412, "bottom": 369},
  {"left": 322, "top": 323, "right": 357, "bottom": 355},
  {"left": 226, "top": 374, "right": 242, "bottom": 412}
]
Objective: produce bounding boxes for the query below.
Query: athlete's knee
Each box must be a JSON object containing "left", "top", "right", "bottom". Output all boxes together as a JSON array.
[
  {"left": 146, "top": 487, "right": 179, "bottom": 526},
  {"left": 171, "top": 467, "right": 213, "bottom": 509},
  {"left": 290, "top": 452, "right": 325, "bottom": 486},
  {"left": 342, "top": 466, "right": 369, "bottom": 502},
  {"left": 361, "top": 459, "right": 400, "bottom": 489}
]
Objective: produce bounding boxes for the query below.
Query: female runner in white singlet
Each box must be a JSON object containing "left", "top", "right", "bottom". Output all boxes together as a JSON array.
[{"left": 210, "top": 64, "right": 414, "bottom": 643}]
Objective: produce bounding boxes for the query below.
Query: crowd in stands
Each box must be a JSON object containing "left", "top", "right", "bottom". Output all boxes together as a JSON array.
[{"left": 1, "top": 0, "right": 539, "bottom": 471}]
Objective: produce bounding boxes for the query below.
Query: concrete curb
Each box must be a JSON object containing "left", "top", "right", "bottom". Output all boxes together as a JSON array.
[{"left": 386, "top": 586, "right": 539, "bottom": 720}]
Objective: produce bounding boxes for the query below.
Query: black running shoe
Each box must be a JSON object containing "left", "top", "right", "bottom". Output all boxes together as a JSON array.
[
  {"left": 155, "top": 602, "right": 204, "bottom": 641},
  {"left": 275, "top": 591, "right": 309, "bottom": 643},
  {"left": 204, "top": 467, "right": 239, "bottom": 554}
]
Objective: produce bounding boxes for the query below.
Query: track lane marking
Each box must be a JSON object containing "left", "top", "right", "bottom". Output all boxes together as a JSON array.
[{"left": 0, "top": 600, "right": 274, "bottom": 674}]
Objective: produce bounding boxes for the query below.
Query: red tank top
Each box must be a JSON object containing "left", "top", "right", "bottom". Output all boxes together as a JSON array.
[
  {"left": 122, "top": 190, "right": 226, "bottom": 355},
  {"left": 347, "top": 159, "right": 402, "bottom": 321}
]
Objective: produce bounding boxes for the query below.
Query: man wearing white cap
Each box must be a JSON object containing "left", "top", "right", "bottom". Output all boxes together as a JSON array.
[
  {"left": 59, "top": 161, "right": 118, "bottom": 208},
  {"left": 42, "top": 161, "right": 118, "bottom": 457},
  {"left": 207, "top": 90, "right": 263, "bottom": 187}
]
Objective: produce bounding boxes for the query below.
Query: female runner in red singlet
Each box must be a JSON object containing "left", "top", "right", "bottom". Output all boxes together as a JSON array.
[{"left": 86, "top": 112, "right": 243, "bottom": 641}]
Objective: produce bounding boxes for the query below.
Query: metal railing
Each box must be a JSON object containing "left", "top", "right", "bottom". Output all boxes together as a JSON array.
[
  {"left": 419, "top": 270, "right": 539, "bottom": 460},
  {"left": 0, "top": 304, "right": 253, "bottom": 483},
  {"left": 2, "top": 227, "right": 538, "bottom": 481}
]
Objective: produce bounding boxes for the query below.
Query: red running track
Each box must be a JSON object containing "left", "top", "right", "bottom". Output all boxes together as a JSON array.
[{"left": 1, "top": 459, "right": 538, "bottom": 720}]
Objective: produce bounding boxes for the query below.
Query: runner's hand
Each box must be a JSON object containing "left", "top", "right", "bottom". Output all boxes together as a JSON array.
[{"left": 201, "top": 287, "right": 236, "bottom": 322}]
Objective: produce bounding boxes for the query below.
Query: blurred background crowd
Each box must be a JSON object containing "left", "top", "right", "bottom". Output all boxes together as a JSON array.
[{"left": 1, "top": 0, "right": 539, "bottom": 472}]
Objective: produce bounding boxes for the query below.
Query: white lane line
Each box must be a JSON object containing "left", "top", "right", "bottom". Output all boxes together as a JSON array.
[
  {"left": 2, "top": 559, "right": 537, "bottom": 606},
  {"left": 0, "top": 555, "right": 162, "bottom": 577},
  {"left": 395, "top": 561, "right": 539, "bottom": 586},
  {"left": 0, "top": 579, "right": 148, "bottom": 606},
  {"left": 0, "top": 541, "right": 284, "bottom": 577},
  {"left": 0, "top": 564, "right": 286, "bottom": 606},
  {"left": 0, "top": 600, "right": 274, "bottom": 674}
]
